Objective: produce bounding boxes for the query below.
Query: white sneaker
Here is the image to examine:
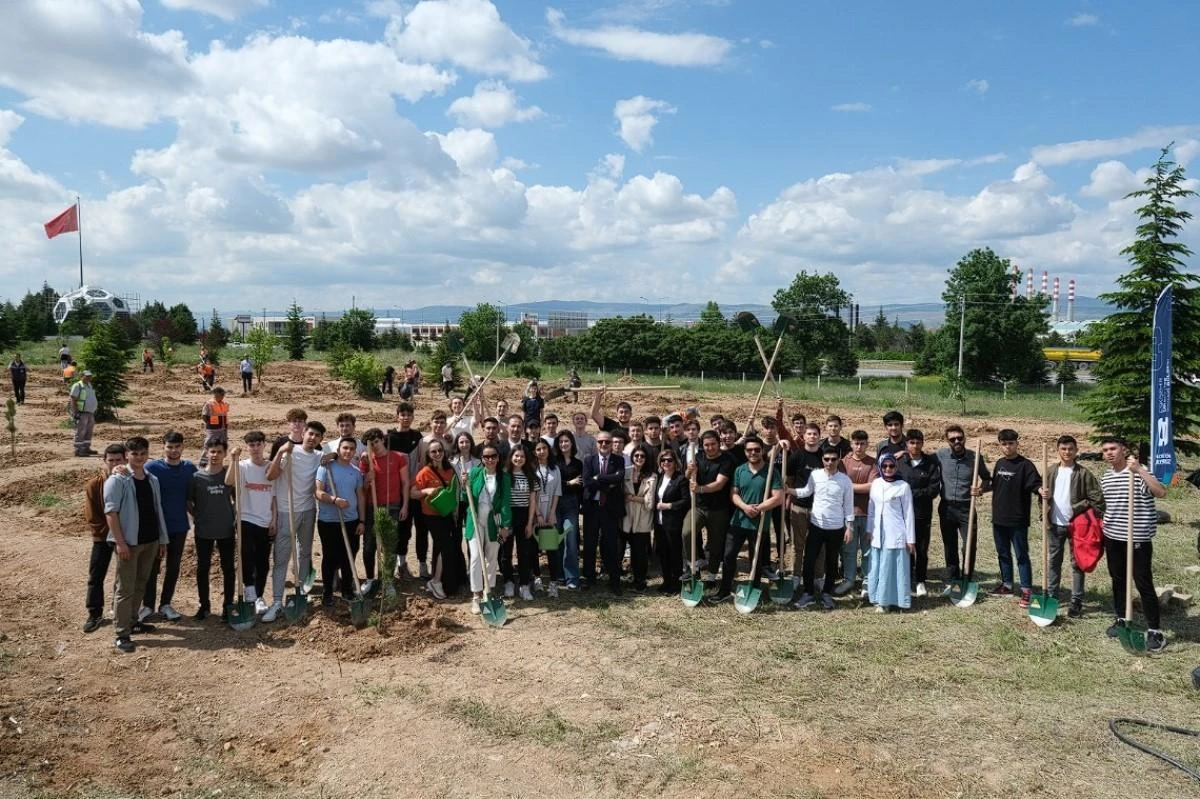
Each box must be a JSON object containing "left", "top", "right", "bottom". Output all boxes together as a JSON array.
[
  {"left": 519, "top": 585, "right": 534, "bottom": 601},
  {"left": 262, "top": 601, "right": 282, "bottom": 623},
  {"left": 418, "top": 562, "right": 430, "bottom": 579},
  {"left": 159, "top": 604, "right": 182, "bottom": 621},
  {"left": 428, "top": 580, "right": 446, "bottom": 600},
  {"left": 361, "top": 579, "right": 375, "bottom": 596},
  {"left": 915, "top": 582, "right": 928, "bottom": 597},
  {"left": 137, "top": 605, "right": 153, "bottom": 623},
  {"left": 503, "top": 581, "right": 515, "bottom": 598},
  {"left": 470, "top": 597, "right": 482, "bottom": 615},
  {"left": 533, "top": 577, "right": 544, "bottom": 592},
  {"left": 859, "top": 588, "right": 869, "bottom": 599},
  {"left": 547, "top": 583, "right": 558, "bottom": 598},
  {"left": 875, "top": 605, "right": 886, "bottom": 614},
  {"left": 254, "top": 598, "right": 268, "bottom": 615}
]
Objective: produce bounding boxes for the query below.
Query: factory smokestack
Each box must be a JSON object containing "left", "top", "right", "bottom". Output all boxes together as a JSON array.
[
  {"left": 1052, "top": 276, "right": 1061, "bottom": 321},
  {"left": 1068, "top": 279, "right": 1076, "bottom": 323},
  {"left": 1026, "top": 270, "right": 1034, "bottom": 299}
]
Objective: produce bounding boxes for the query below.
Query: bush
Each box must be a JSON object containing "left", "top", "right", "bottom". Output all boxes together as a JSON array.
[
  {"left": 245, "top": 328, "right": 277, "bottom": 384},
  {"left": 513, "top": 363, "right": 542, "bottom": 380},
  {"left": 81, "top": 319, "right": 135, "bottom": 422},
  {"left": 338, "top": 351, "right": 385, "bottom": 399}
]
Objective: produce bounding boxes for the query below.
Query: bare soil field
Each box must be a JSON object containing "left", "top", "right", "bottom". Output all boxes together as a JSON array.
[{"left": 1, "top": 361, "right": 1197, "bottom": 799}]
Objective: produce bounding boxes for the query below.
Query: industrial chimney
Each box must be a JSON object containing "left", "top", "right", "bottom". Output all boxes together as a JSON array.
[
  {"left": 1068, "top": 279, "right": 1076, "bottom": 323},
  {"left": 1052, "top": 276, "right": 1061, "bottom": 321}
]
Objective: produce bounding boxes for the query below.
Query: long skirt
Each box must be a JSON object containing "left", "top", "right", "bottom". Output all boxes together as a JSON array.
[{"left": 868, "top": 546, "right": 911, "bottom": 609}]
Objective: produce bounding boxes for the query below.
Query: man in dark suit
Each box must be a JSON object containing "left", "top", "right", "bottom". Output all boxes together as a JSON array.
[{"left": 583, "top": 431, "right": 627, "bottom": 592}]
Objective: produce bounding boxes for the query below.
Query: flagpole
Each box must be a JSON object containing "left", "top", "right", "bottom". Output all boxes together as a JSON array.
[{"left": 76, "top": 196, "right": 84, "bottom": 288}]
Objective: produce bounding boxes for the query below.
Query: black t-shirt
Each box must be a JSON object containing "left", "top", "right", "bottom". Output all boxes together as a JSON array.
[
  {"left": 723, "top": 444, "right": 747, "bottom": 468},
  {"left": 386, "top": 428, "right": 423, "bottom": 458},
  {"left": 134, "top": 476, "right": 160, "bottom": 545},
  {"left": 821, "top": 437, "right": 852, "bottom": 458},
  {"left": 521, "top": 396, "right": 545, "bottom": 426},
  {"left": 876, "top": 439, "right": 906, "bottom": 457},
  {"left": 786, "top": 448, "right": 824, "bottom": 509},
  {"left": 695, "top": 452, "right": 735, "bottom": 510},
  {"left": 600, "top": 416, "right": 629, "bottom": 439}
]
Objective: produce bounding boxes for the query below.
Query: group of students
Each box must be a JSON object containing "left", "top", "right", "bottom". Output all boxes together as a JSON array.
[{"left": 79, "top": 381, "right": 1173, "bottom": 654}]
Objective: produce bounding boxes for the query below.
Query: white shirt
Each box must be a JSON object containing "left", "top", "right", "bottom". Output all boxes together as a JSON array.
[
  {"left": 793, "top": 469, "right": 855, "bottom": 530},
  {"left": 1052, "top": 466, "right": 1073, "bottom": 525},
  {"left": 278, "top": 446, "right": 321, "bottom": 512},
  {"left": 866, "top": 478, "right": 915, "bottom": 549},
  {"left": 237, "top": 459, "right": 275, "bottom": 528},
  {"left": 535, "top": 463, "right": 562, "bottom": 519}
]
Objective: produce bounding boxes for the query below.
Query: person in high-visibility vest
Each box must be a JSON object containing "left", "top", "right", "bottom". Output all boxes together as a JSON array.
[
  {"left": 199, "top": 360, "right": 216, "bottom": 391},
  {"left": 68, "top": 371, "right": 99, "bottom": 457},
  {"left": 199, "top": 387, "right": 229, "bottom": 468}
]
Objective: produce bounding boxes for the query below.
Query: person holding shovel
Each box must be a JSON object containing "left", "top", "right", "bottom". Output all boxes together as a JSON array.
[
  {"left": 315, "top": 437, "right": 366, "bottom": 608},
  {"left": 1038, "top": 435, "right": 1105, "bottom": 619},
  {"left": 936, "top": 426, "right": 992, "bottom": 595},
  {"left": 465, "top": 445, "right": 512, "bottom": 615},
  {"left": 226, "top": 432, "right": 276, "bottom": 615},
  {"left": 263, "top": 420, "right": 325, "bottom": 622},
  {"left": 1098, "top": 436, "right": 1168, "bottom": 653},
  {"left": 713, "top": 437, "right": 784, "bottom": 603},
  {"left": 866, "top": 452, "right": 916, "bottom": 613},
  {"left": 983, "top": 429, "right": 1042, "bottom": 608},
  {"left": 413, "top": 440, "right": 458, "bottom": 599},
  {"left": 361, "top": 428, "right": 411, "bottom": 598},
  {"left": 189, "top": 441, "right": 236, "bottom": 621}
]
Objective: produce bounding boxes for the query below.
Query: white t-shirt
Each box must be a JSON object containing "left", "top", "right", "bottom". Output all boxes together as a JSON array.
[
  {"left": 1052, "top": 466, "right": 1073, "bottom": 526},
  {"left": 278, "top": 446, "right": 321, "bottom": 512},
  {"left": 238, "top": 459, "right": 275, "bottom": 528},
  {"left": 323, "top": 436, "right": 366, "bottom": 458}
]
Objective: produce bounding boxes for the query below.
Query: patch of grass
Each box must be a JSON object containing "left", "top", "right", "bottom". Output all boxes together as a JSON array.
[
  {"left": 444, "top": 696, "right": 620, "bottom": 749},
  {"left": 355, "top": 680, "right": 410, "bottom": 707},
  {"left": 33, "top": 493, "right": 64, "bottom": 508}
]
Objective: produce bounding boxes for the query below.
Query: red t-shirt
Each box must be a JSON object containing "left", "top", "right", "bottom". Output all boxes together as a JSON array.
[{"left": 359, "top": 451, "right": 408, "bottom": 506}]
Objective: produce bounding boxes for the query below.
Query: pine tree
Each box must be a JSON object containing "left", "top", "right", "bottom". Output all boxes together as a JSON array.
[
  {"left": 284, "top": 302, "right": 308, "bottom": 360},
  {"left": 81, "top": 319, "right": 134, "bottom": 422},
  {"left": 1082, "top": 146, "right": 1199, "bottom": 454}
]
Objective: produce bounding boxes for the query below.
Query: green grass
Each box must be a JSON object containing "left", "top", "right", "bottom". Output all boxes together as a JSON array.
[{"left": 32, "top": 493, "right": 64, "bottom": 508}]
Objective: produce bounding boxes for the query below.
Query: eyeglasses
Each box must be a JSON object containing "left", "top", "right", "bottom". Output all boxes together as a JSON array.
[
  {"left": 881, "top": 463, "right": 898, "bottom": 470},
  {"left": 744, "top": 447, "right": 762, "bottom": 454},
  {"left": 597, "top": 440, "right": 612, "bottom": 446},
  {"left": 632, "top": 453, "right": 646, "bottom": 459},
  {"left": 948, "top": 436, "right": 964, "bottom": 443}
]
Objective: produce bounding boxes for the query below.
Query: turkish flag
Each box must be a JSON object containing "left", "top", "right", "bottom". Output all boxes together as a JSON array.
[{"left": 43, "top": 204, "right": 78, "bottom": 239}]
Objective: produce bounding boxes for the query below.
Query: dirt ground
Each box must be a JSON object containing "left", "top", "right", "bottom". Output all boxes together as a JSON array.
[{"left": 0, "top": 361, "right": 1197, "bottom": 799}]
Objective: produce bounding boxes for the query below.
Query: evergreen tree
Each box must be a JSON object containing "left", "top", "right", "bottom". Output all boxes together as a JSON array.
[
  {"left": 284, "top": 302, "right": 308, "bottom": 360},
  {"left": 1082, "top": 146, "right": 1199, "bottom": 454},
  {"left": 81, "top": 319, "right": 134, "bottom": 421},
  {"left": 15, "top": 284, "right": 58, "bottom": 341},
  {"left": 334, "top": 308, "right": 378, "bottom": 351},
  {"left": 696, "top": 300, "right": 726, "bottom": 329},
  {"left": 59, "top": 298, "right": 98, "bottom": 337},
  {"left": 167, "top": 303, "right": 198, "bottom": 344},
  {"left": 1055, "top": 358, "right": 1077, "bottom": 385}
]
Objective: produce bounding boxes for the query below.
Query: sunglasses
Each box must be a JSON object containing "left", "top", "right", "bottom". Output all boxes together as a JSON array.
[
  {"left": 659, "top": 457, "right": 675, "bottom": 464},
  {"left": 632, "top": 453, "right": 646, "bottom": 459},
  {"left": 597, "top": 440, "right": 612, "bottom": 445},
  {"left": 881, "top": 463, "right": 898, "bottom": 469},
  {"left": 744, "top": 447, "right": 762, "bottom": 454},
  {"left": 822, "top": 458, "right": 839, "bottom": 464},
  {"left": 482, "top": 454, "right": 498, "bottom": 460},
  {"left": 948, "top": 436, "right": 964, "bottom": 443}
]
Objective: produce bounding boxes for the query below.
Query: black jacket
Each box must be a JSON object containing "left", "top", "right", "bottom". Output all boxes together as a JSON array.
[
  {"left": 897, "top": 453, "right": 942, "bottom": 520},
  {"left": 653, "top": 472, "right": 691, "bottom": 532}
]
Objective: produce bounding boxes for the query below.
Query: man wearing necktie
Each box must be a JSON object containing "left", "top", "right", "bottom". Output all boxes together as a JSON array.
[{"left": 582, "top": 433, "right": 627, "bottom": 593}]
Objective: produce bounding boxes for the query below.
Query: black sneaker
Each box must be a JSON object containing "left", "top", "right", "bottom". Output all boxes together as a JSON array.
[
  {"left": 1067, "top": 599, "right": 1083, "bottom": 619},
  {"left": 708, "top": 590, "right": 732, "bottom": 604},
  {"left": 131, "top": 621, "right": 156, "bottom": 634},
  {"left": 114, "top": 636, "right": 135, "bottom": 653},
  {"left": 193, "top": 607, "right": 209, "bottom": 621},
  {"left": 1146, "top": 630, "right": 1167, "bottom": 653},
  {"left": 1105, "top": 618, "right": 1125, "bottom": 638},
  {"left": 83, "top": 616, "right": 103, "bottom": 633}
]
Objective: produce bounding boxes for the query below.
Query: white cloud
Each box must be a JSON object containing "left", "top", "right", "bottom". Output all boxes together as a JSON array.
[
  {"left": 547, "top": 8, "right": 732, "bottom": 67},
  {"left": 1079, "top": 160, "right": 1149, "bottom": 199},
  {"left": 966, "top": 78, "right": 989, "bottom": 95},
  {"left": 614, "top": 96, "right": 676, "bottom": 152},
  {"left": 431, "top": 127, "right": 498, "bottom": 171},
  {"left": 832, "top": 102, "right": 871, "bottom": 113},
  {"left": 160, "top": 0, "right": 268, "bottom": 22},
  {"left": 386, "top": 0, "right": 548, "bottom": 81},
  {"left": 1176, "top": 139, "right": 1200, "bottom": 167},
  {"left": 0, "top": 109, "right": 66, "bottom": 201},
  {"left": 447, "top": 80, "right": 543, "bottom": 128},
  {"left": 1031, "top": 125, "right": 1200, "bottom": 166},
  {"left": 1067, "top": 13, "right": 1099, "bottom": 26}
]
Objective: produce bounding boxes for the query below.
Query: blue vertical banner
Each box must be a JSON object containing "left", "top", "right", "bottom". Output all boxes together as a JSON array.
[{"left": 1150, "top": 286, "right": 1175, "bottom": 484}]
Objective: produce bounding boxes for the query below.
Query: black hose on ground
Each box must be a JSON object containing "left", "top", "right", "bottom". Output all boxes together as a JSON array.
[{"left": 1108, "top": 718, "right": 1200, "bottom": 783}]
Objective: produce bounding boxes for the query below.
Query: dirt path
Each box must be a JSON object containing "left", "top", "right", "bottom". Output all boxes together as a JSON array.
[{"left": 1, "top": 362, "right": 1196, "bottom": 799}]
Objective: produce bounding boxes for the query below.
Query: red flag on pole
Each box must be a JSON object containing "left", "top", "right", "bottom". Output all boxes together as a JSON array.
[{"left": 43, "top": 204, "right": 79, "bottom": 239}]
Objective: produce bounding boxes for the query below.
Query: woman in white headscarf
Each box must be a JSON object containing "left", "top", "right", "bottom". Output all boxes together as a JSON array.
[{"left": 866, "top": 452, "right": 916, "bottom": 613}]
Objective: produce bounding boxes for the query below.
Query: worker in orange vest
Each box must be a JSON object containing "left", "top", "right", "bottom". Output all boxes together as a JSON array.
[{"left": 199, "top": 386, "right": 229, "bottom": 468}]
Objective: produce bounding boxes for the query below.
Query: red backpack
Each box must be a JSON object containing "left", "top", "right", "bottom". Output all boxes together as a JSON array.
[{"left": 1070, "top": 508, "right": 1104, "bottom": 572}]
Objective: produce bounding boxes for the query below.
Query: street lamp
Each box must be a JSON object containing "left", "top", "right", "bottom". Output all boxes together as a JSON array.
[{"left": 639, "top": 295, "right": 667, "bottom": 321}]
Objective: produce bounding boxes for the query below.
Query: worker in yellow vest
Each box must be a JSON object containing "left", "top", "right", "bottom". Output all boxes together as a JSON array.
[{"left": 68, "top": 371, "right": 99, "bottom": 457}]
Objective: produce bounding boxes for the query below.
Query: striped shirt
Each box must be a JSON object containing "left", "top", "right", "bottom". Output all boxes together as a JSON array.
[
  {"left": 511, "top": 471, "right": 533, "bottom": 509},
  {"left": 1100, "top": 469, "right": 1157, "bottom": 542}
]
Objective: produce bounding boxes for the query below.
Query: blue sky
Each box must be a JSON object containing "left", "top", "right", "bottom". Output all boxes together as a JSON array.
[{"left": 1, "top": 0, "right": 1197, "bottom": 318}]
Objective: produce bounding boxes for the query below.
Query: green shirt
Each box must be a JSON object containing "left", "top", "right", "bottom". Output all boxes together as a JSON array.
[{"left": 730, "top": 461, "right": 782, "bottom": 532}]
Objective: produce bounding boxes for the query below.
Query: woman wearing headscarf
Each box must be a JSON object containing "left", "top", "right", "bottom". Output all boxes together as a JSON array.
[{"left": 866, "top": 452, "right": 917, "bottom": 613}]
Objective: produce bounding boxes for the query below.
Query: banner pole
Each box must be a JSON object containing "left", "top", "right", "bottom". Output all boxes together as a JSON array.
[{"left": 76, "top": 196, "right": 84, "bottom": 288}]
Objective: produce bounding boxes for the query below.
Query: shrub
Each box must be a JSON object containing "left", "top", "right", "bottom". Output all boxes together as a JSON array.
[
  {"left": 335, "top": 350, "right": 385, "bottom": 399},
  {"left": 513, "top": 363, "right": 542, "bottom": 380}
]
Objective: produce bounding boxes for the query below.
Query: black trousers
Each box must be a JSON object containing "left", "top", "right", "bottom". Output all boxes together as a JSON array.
[
  {"left": 938, "top": 501, "right": 978, "bottom": 581},
  {"left": 655, "top": 521, "right": 684, "bottom": 591},
  {"left": 398, "top": 512, "right": 429, "bottom": 565},
  {"left": 623, "top": 531, "right": 651, "bottom": 588},
  {"left": 721, "top": 524, "right": 771, "bottom": 594},
  {"left": 583, "top": 503, "right": 622, "bottom": 586},
  {"left": 803, "top": 525, "right": 843, "bottom": 596},
  {"left": 424, "top": 512, "right": 455, "bottom": 583},
  {"left": 317, "top": 520, "right": 357, "bottom": 600},
  {"left": 502, "top": 505, "right": 530, "bottom": 584},
  {"left": 144, "top": 534, "right": 187, "bottom": 610},
  {"left": 911, "top": 515, "right": 932, "bottom": 583},
  {"left": 240, "top": 521, "right": 271, "bottom": 597},
  {"left": 241, "top": 372, "right": 253, "bottom": 392},
  {"left": 86, "top": 540, "right": 114, "bottom": 617},
  {"left": 1105, "top": 538, "right": 1160, "bottom": 628},
  {"left": 11, "top": 379, "right": 25, "bottom": 404},
  {"left": 195, "top": 537, "right": 235, "bottom": 612}
]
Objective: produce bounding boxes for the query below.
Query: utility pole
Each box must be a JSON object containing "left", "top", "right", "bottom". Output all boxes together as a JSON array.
[{"left": 956, "top": 294, "right": 966, "bottom": 377}]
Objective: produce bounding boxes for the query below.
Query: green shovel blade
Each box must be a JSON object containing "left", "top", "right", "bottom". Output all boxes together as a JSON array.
[
  {"left": 226, "top": 600, "right": 257, "bottom": 632},
  {"left": 1118, "top": 625, "right": 1147, "bottom": 655},
  {"left": 950, "top": 579, "right": 979, "bottom": 608},
  {"left": 347, "top": 596, "right": 370, "bottom": 629},
  {"left": 733, "top": 582, "right": 762, "bottom": 614},
  {"left": 770, "top": 577, "right": 794, "bottom": 605},
  {"left": 302, "top": 566, "right": 318, "bottom": 594},
  {"left": 1028, "top": 593, "right": 1059, "bottom": 627},
  {"left": 680, "top": 578, "right": 704, "bottom": 608},
  {"left": 283, "top": 592, "right": 308, "bottom": 621},
  {"left": 361, "top": 580, "right": 381, "bottom": 600},
  {"left": 480, "top": 598, "right": 507, "bottom": 628}
]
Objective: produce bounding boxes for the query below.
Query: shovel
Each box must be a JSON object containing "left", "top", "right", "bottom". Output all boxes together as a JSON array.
[
  {"left": 681, "top": 442, "right": 704, "bottom": 607},
  {"left": 225, "top": 458, "right": 257, "bottom": 631},
  {"left": 545, "top": 384, "right": 680, "bottom": 401},
  {"left": 282, "top": 453, "right": 309, "bottom": 622},
  {"left": 327, "top": 469, "right": 370, "bottom": 628},
  {"left": 462, "top": 466, "right": 506, "bottom": 627},
  {"left": 746, "top": 335, "right": 785, "bottom": 432},
  {"left": 950, "top": 441, "right": 983, "bottom": 609},
  {"left": 734, "top": 448, "right": 778, "bottom": 614},
  {"left": 771, "top": 449, "right": 795, "bottom": 605},
  {"left": 1117, "top": 472, "right": 1147, "bottom": 654},
  {"left": 459, "top": 332, "right": 521, "bottom": 422},
  {"left": 1029, "top": 443, "right": 1059, "bottom": 627}
]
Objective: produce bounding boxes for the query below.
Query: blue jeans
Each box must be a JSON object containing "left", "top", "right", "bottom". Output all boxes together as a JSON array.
[
  {"left": 841, "top": 516, "right": 870, "bottom": 584},
  {"left": 992, "top": 524, "right": 1032, "bottom": 590},
  {"left": 558, "top": 497, "right": 580, "bottom": 584}
]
